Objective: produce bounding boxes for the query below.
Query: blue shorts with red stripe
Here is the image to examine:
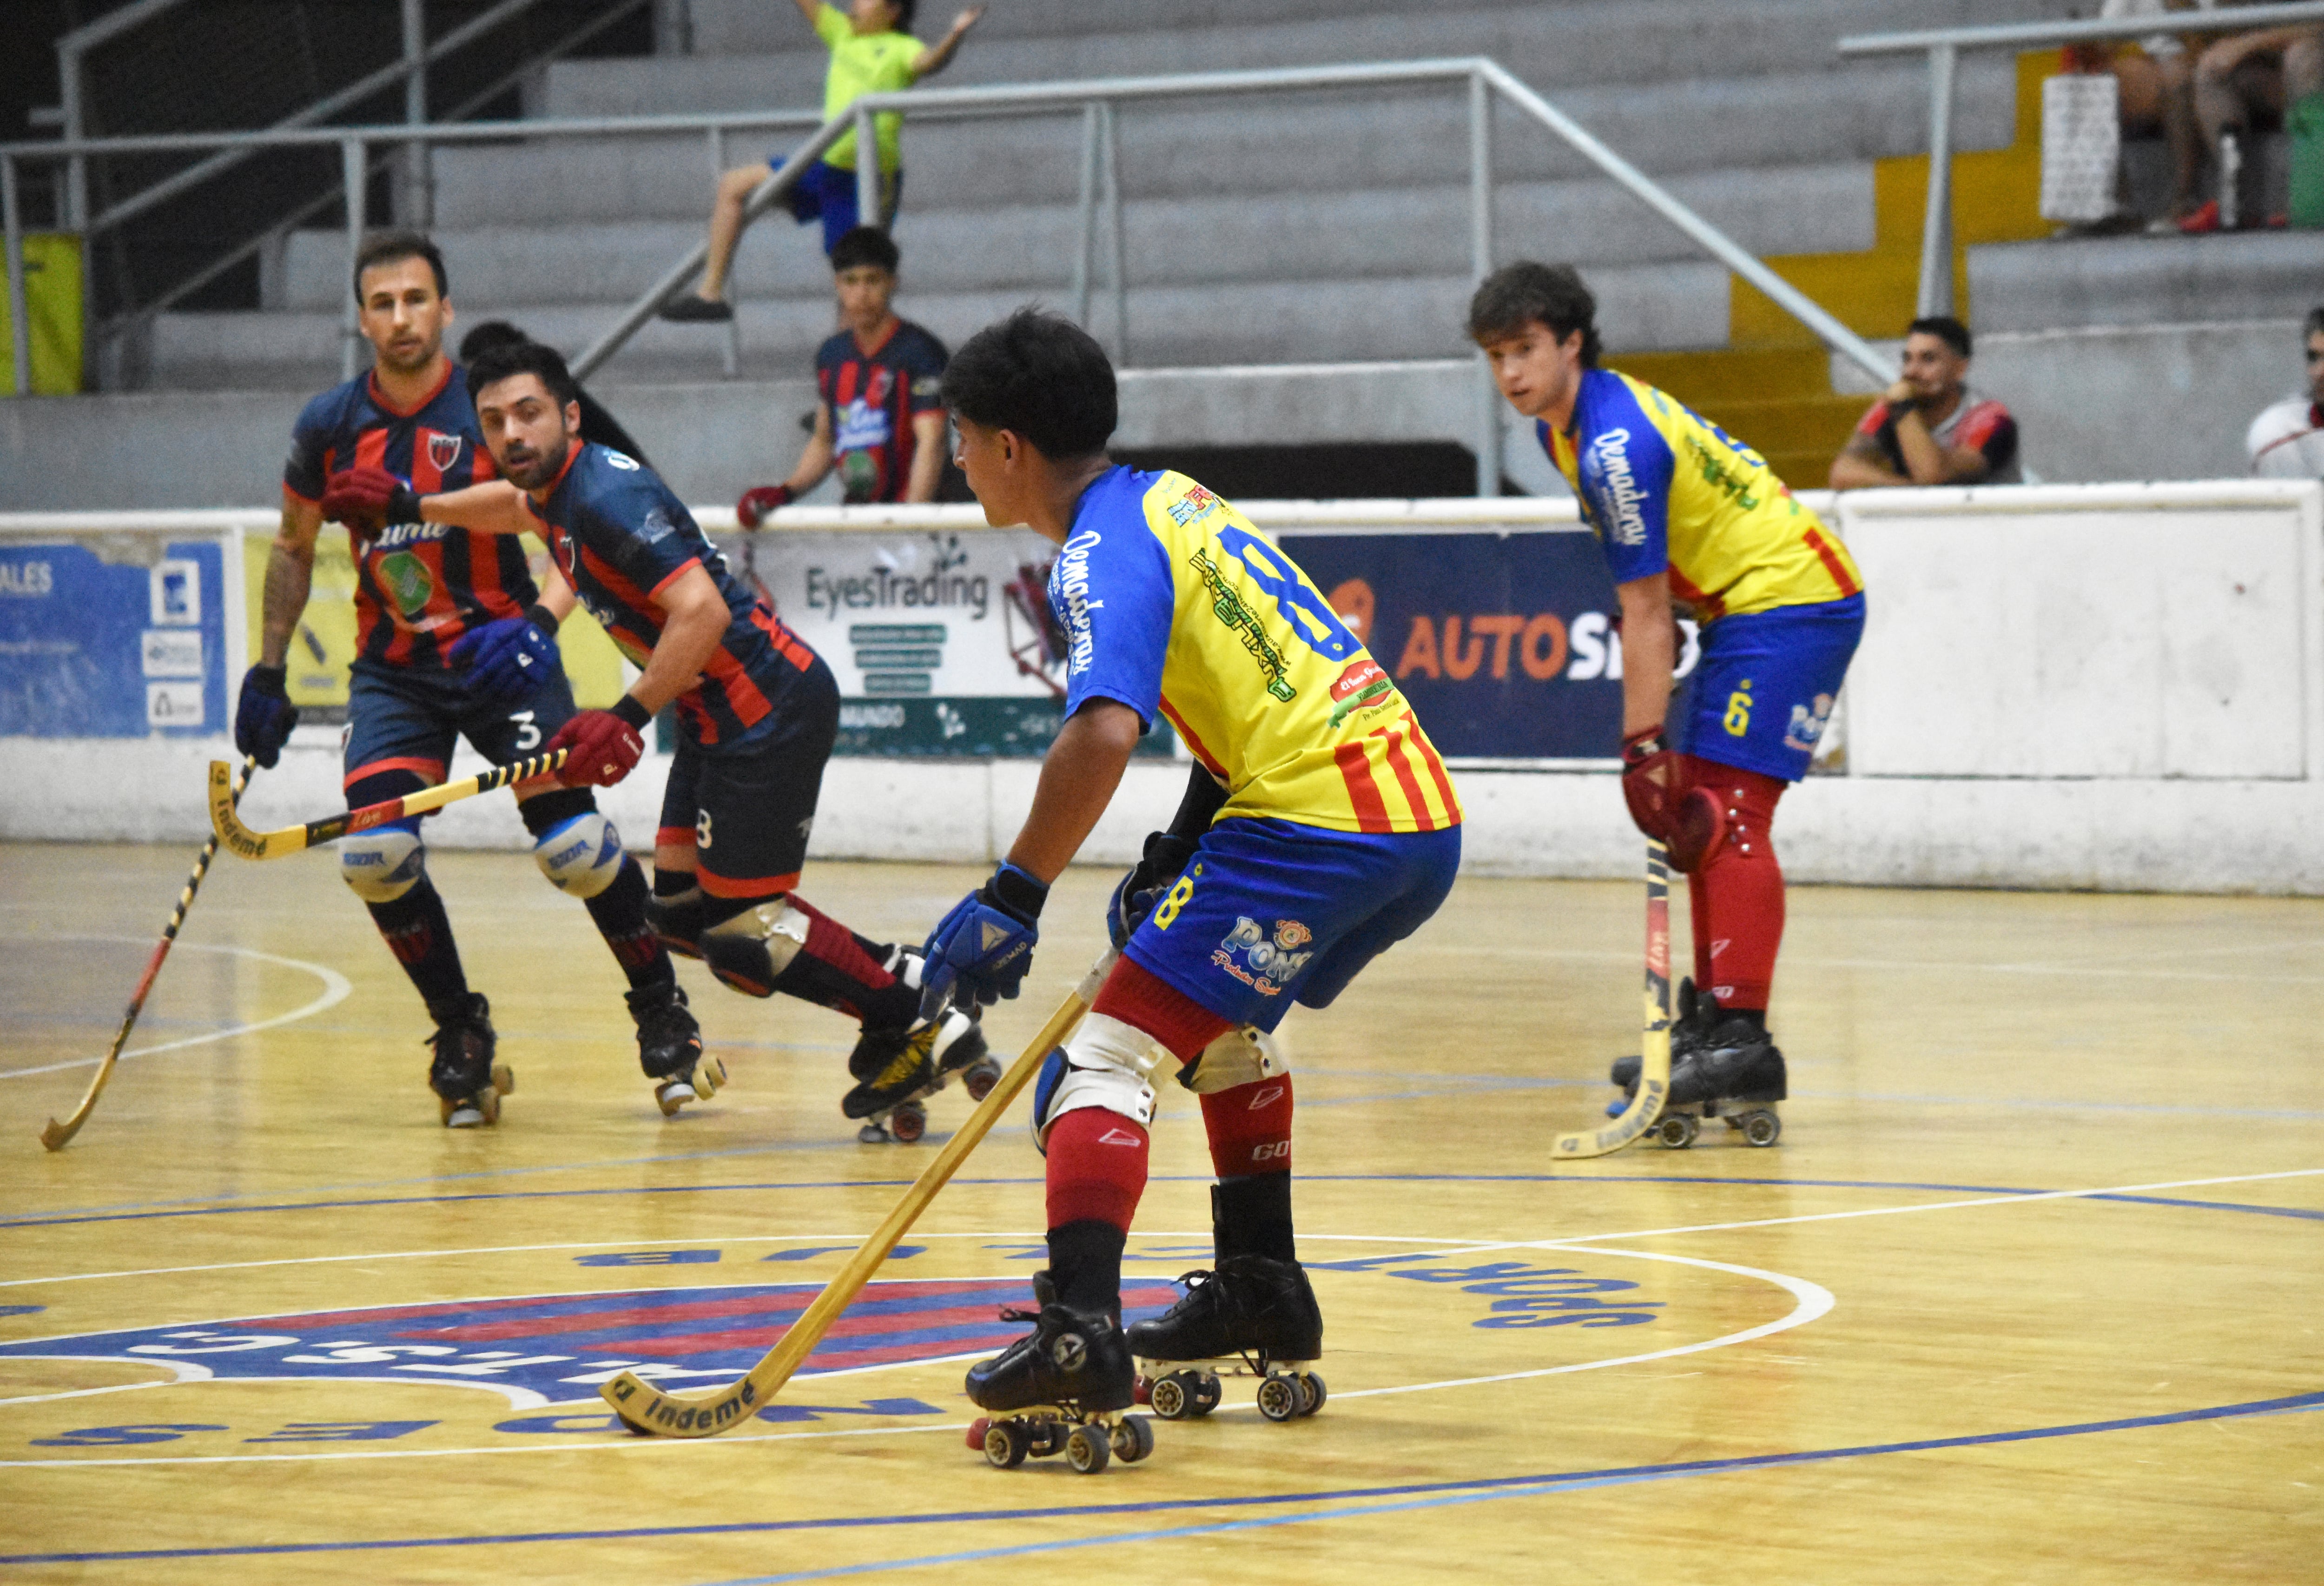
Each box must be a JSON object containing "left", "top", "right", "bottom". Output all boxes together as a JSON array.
[
  {"left": 1122, "top": 816, "right": 1461, "bottom": 1033},
  {"left": 1671, "top": 592, "right": 1865, "bottom": 783},
  {"left": 343, "top": 659, "right": 578, "bottom": 809}
]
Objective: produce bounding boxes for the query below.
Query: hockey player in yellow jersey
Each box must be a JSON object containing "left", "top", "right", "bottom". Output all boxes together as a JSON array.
[
  {"left": 915, "top": 310, "right": 1461, "bottom": 1458},
  {"left": 1473, "top": 261, "right": 1866, "bottom": 1142}
]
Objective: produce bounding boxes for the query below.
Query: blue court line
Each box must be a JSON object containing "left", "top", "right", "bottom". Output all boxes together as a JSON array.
[{"left": 5, "top": 1389, "right": 2316, "bottom": 1569}]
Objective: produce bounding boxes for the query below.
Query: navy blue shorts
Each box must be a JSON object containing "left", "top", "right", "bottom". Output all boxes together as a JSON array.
[
  {"left": 1122, "top": 816, "right": 1462, "bottom": 1033},
  {"left": 657, "top": 655, "right": 840, "bottom": 901},
  {"left": 343, "top": 660, "right": 577, "bottom": 816},
  {"left": 779, "top": 158, "right": 903, "bottom": 256},
  {"left": 1671, "top": 593, "right": 1864, "bottom": 782}
]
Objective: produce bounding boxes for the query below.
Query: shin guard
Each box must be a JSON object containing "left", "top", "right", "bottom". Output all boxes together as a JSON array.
[
  {"left": 367, "top": 879, "right": 469, "bottom": 1013},
  {"left": 1200, "top": 1074, "right": 1294, "bottom": 1178},
  {"left": 583, "top": 856, "right": 674, "bottom": 990},
  {"left": 1044, "top": 1108, "right": 1150, "bottom": 1234}
]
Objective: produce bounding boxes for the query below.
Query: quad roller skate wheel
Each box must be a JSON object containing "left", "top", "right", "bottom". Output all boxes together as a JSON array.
[
  {"left": 962, "top": 1057, "right": 1003, "bottom": 1102},
  {"left": 1738, "top": 1109, "right": 1781, "bottom": 1147},
  {"left": 695, "top": 1056, "right": 726, "bottom": 1099},
  {"left": 1653, "top": 1113, "right": 1699, "bottom": 1149},
  {"left": 981, "top": 1419, "right": 1029, "bottom": 1469},
  {"left": 1146, "top": 1369, "right": 1220, "bottom": 1420},
  {"left": 888, "top": 1101, "right": 927, "bottom": 1144},
  {"left": 1255, "top": 1372, "right": 1307, "bottom": 1423},
  {"left": 1296, "top": 1370, "right": 1327, "bottom": 1416},
  {"left": 1064, "top": 1423, "right": 1111, "bottom": 1474},
  {"left": 492, "top": 1064, "right": 514, "bottom": 1097},
  {"left": 1110, "top": 1416, "right": 1155, "bottom": 1463}
]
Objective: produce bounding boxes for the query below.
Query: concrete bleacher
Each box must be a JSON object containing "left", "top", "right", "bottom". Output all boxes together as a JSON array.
[{"left": 18, "top": 0, "right": 2317, "bottom": 508}]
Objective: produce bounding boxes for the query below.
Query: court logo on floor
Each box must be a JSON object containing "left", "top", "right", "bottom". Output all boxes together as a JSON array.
[{"left": 0, "top": 1278, "right": 1180, "bottom": 1408}]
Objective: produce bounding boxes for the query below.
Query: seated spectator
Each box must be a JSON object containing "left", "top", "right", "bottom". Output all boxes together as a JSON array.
[
  {"left": 2246, "top": 306, "right": 2324, "bottom": 477},
  {"left": 662, "top": 0, "right": 984, "bottom": 323},
  {"left": 1829, "top": 317, "right": 2023, "bottom": 490},
  {"left": 2180, "top": 15, "right": 2324, "bottom": 230},
  {"left": 733, "top": 226, "right": 948, "bottom": 520},
  {"left": 457, "top": 320, "right": 653, "bottom": 468}
]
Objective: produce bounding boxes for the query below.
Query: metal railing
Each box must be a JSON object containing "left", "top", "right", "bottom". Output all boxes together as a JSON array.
[
  {"left": 7, "top": 56, "right": 1895, "bottom": 496},
  {"left": 1839, "top": 0, "right": 2324, "bottom": 319}
]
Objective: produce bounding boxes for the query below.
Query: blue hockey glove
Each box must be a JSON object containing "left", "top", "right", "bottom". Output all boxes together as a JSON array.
[
  {"left": 450, "top": 605, "right": 562, "bottom": 703},
  {"left": 234, "top": 663, "right": 299, "bottom": 769},
  {"left": 1107, "top": 830, "right": 1198, "bottom": 949},
  {"left": 919, "top": 862, "right": 1048, "bottom": 1019}
]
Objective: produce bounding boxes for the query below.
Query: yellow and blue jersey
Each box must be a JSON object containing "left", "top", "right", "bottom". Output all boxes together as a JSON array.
[
  {"left": 1053, "top": 467, "right": 1461, "bottom": 836},
  {"left": 1540, "top": 368, "right": 1862, "bottom": 621}
]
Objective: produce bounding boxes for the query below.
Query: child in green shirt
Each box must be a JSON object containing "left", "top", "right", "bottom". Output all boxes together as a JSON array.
[{"left": 665, "top": 0, "right": 983, "bottom": 323}]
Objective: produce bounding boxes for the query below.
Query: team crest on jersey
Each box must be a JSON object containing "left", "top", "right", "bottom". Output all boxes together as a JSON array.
[
  {"left": 1211, "top": 916, "right": 1315, "bottom": 997},
  {"left": 865, "top": 367, "right": 892, "bottom": 406},
  {"left": 426, "top": 431, "right": 462, "bottom": 473},
  {"left": 0, "top": 1278, "right": 1181, "bottom": 1409}
]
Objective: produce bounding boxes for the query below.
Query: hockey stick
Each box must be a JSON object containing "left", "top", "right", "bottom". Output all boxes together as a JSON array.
[
  {"left": 206, "top": 748, "right": 568, "bottom": 861},
  {"left": 1550, "top": 837, "right": 1672, "bottom": 1159},
  {"left": 41, "top": 758, "right": 258, "bottom": 1151},
  {"left": 599, "top": 958, "right": 1109, "bottom": 1438}
]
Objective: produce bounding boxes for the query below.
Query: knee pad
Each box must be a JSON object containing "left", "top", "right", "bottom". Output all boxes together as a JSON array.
[
  {"left": 1685, "top": 764, "right": 1786, "bottom": 875},
  {"left": 1175, "top": 1024, "right": 1289, "bottom": 1095},
  {"left": 700, "top": 896, "right": 809, "bottom": 997},
  {"left": 533, "top": 810, "right": 625, "bottom": 899},
  {"left": 1031, "top": 1012, "right": 1164, "bottom": 1152},
  {"left": 340, "top": 824, "right": 425, "bottom": 904}
]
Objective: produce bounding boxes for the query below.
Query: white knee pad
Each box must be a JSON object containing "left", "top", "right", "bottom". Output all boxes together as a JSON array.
[
  {"left": 1032, "top": 1012, "right": 1165, "bottom": 1150},
  {"left": 340, "top": 826, "right": 425, "bottom": 904},
  {"left": 1177, "top": 1024, "right": 1290, "bottom": 1095},
  {"left": 533, "top": 811, "right": 625, "bottom": 899},
  {"left": 700, "top": 897, "right": 808, "bottom": 997}
]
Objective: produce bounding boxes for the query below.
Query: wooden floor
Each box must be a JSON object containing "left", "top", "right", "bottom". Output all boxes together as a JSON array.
[{"left": 0, "top": 841, "right": 2318, "bottom": 1583}]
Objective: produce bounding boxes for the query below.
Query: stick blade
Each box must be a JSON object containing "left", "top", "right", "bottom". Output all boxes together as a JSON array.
[
  {"left": 598, "top": 1369, "right": 761, "bottom": 1439},
  {"left": 38, "top": 1116, "right": 78, "bottom": 1152}
]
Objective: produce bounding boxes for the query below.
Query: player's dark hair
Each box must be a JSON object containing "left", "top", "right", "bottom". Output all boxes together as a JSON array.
[
  {"left": 892, "top": 0, "right": 917, "bottom": 29},
  {"left": 1468, "top": 261, "right": 1601, "bottom": 367},
  {"left": 831, "top": 225, "right": 900, "bottom": 276},
  {"left": 1907, "top": 315, "right": 1973, "bottom": 358},
  {"left": 941, "top": 308, "right": 1116, "bottom": 461},
  {"left": 457, "top": 319, "right": 528, "bottom": 364},
  {"left": 467, "top": 339, "right": 581, "bottom": 413},
  {"left": 2304, "top": 304, "right": 2324, "bottom": 339},
  {"left": 352, "top": 229, "right": 448, "bottom": 304}
]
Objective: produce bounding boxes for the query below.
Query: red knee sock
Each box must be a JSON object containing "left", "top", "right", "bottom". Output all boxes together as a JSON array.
[
  {"left": 1682, "top": 759, "right": 1788, "bottom": 1013},
  {"left": 1044, "top": 1108, "right": 1150, "bottom": 1231},
  {"left": 1200, "top": 1075, "right": 1294, "bottom": 1178},
  {"left": 1091, "top": 956, "right": 1233, "bottom": 1059}
]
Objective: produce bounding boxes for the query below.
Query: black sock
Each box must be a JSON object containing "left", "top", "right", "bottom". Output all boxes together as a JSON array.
[
  {"left": 654, "top": 866, "right": 698, "bottom": 899},
  {"left": 1046, "top": 1218, "right": 1127, "bottom": 1317},
  {"left": 369, "top": 881, "right": 469, "bottom": 1016},
  {"left": 1727, "top": 1007, "right": 1768, "bottom": 1034},
  {"left": 584, "top": 857, "right": 674, "bottom": 991},
  {"left": 1214, "top": 1174, "right": 1297, "bottom": 1265}
]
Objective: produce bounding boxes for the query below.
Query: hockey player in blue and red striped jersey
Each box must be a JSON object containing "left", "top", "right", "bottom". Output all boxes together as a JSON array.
[
  {"left": 379, "top": 337, "right": 989, "bottom": 1139},
  {"left": 240, "top": 231, "right": 700, "bottom": 1128}
]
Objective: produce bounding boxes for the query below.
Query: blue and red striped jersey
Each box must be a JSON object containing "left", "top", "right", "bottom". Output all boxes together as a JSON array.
[
  {"left": 527, "top": 443, "right": 820, "bottom": 749},
  {"left": 284, "top": 362, "right": 533, "bottom": 669},
  {"left": 815, "top": 318, "right": 947, "bottom": 503}
]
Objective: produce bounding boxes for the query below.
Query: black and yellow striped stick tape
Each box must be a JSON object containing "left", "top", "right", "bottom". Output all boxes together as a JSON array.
[{"left": 206, "top": 749, "right": 568, "bottom": 862}]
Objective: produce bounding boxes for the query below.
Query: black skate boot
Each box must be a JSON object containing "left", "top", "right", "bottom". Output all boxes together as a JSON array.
[
  {"left": 964, "top": 1303, "right": 1152, "bottom": 1474},
  {"left": 1610, "top": 976, "right": 1716, "bottom": 1099},
  {"left": 841, "top": 1007, "right": 992, "bottom": 1143},
  {"left": 1650, "top": 1015, "right": 1786, "bottom": 1150},
  {"left": 627, "top": 982, "right": 724, "bottom": 1116},
  {"left": 426, "top": 992, "right": 511, "bottom": 1128},
  {"left": 1128, "top": 1256, "right": 1326, "bottom": 1422}
]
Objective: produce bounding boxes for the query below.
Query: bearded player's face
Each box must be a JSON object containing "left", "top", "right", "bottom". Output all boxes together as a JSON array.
[
  {"left": 356, "top": 256, "right": 450, "bottom": 376},
  {"left": 475, "top": 373, "right": 578, "bottom": 491}
]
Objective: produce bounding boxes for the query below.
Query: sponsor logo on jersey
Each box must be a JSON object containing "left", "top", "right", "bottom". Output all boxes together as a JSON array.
[
  {"left": 1187, "top": 547, "right": 1296, "bottom": 702},
  {"left": 378, "top": 550, "right": 435, "bottom": 617},
  {"left": 1782, "top": 690, "right": 1835, "bottom": 753},
  {"left": 1584, "top": 427, "right": 1649, "bottom": 546},
  {"left": 1327, "top": 658, "right": 1395, "bottom": 725},
  {"left": 371, "top": 521, "right": 450, "bottom": 550},
  {"left": 0, "top": 1279, "right": 1180, "bottom": 1408},
  {"left": 1166, "top": 485, "right": 1221, "bottom": 527},
  {"left": 834, "top": 398, "right": 894, "bottom": 456},
  {"left": 1054, "top": 530, "right": 1104, "bottom": 675},
  {"left": 426, "top": 431, "right": 463, "bottom": 473},
  {"left": 606, "top": 451, "right": 641, "bottom": 472},
  {"left": 1211, "top": 915, "right": 1315, "bottom": 997}
]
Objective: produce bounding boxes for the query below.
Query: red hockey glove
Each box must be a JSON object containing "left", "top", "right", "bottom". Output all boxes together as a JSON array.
[
  {"left": 735, "top": 484, "right": 793, "bottom": 528},
  {"left": 320, "top": 465, "right": 422, "bottom": 531},
  {"left": 546, "top": 696, "right": 653, "bottom": 787},
  {"left": 1619, "top": 726, "right": 1677, "bottom": 841}
]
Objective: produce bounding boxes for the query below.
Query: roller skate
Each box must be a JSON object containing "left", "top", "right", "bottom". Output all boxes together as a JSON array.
[
  {"left": 426, "top": 992, "right": 512, "bottom": 1128},
  {"left": 842, "top": 1007, "right": 993, "bottom": 1143},
  {"left": 1608, "top": 976, "right": 1716, "bottom": 1107},
  {"left": 1647, "top": 1016, "right": 1786, "bottom": 1149},
  {"left": 964, "top": 1300, "right": 1153, "bottom": 1474},
  {"left": 628, "top": 981, "right": 724, "bottom": 1116},
  {"left": 1127, "top": 1254, "right": 1326, "bottom": 1423}
]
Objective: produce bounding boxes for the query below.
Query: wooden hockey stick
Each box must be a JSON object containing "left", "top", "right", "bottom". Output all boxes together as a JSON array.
[
  {"left": 600, "top": 958, "right": 1109, "bottom": 1438},
  {"left": 1551, "top": 837, "right": 1673, "bottom": 1159},
  {"left": 207, "top": 748, "right": 568, "bottom": 861},
  {"left": 41, "top": 758, "right": 258, "bottom": 1151}
]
